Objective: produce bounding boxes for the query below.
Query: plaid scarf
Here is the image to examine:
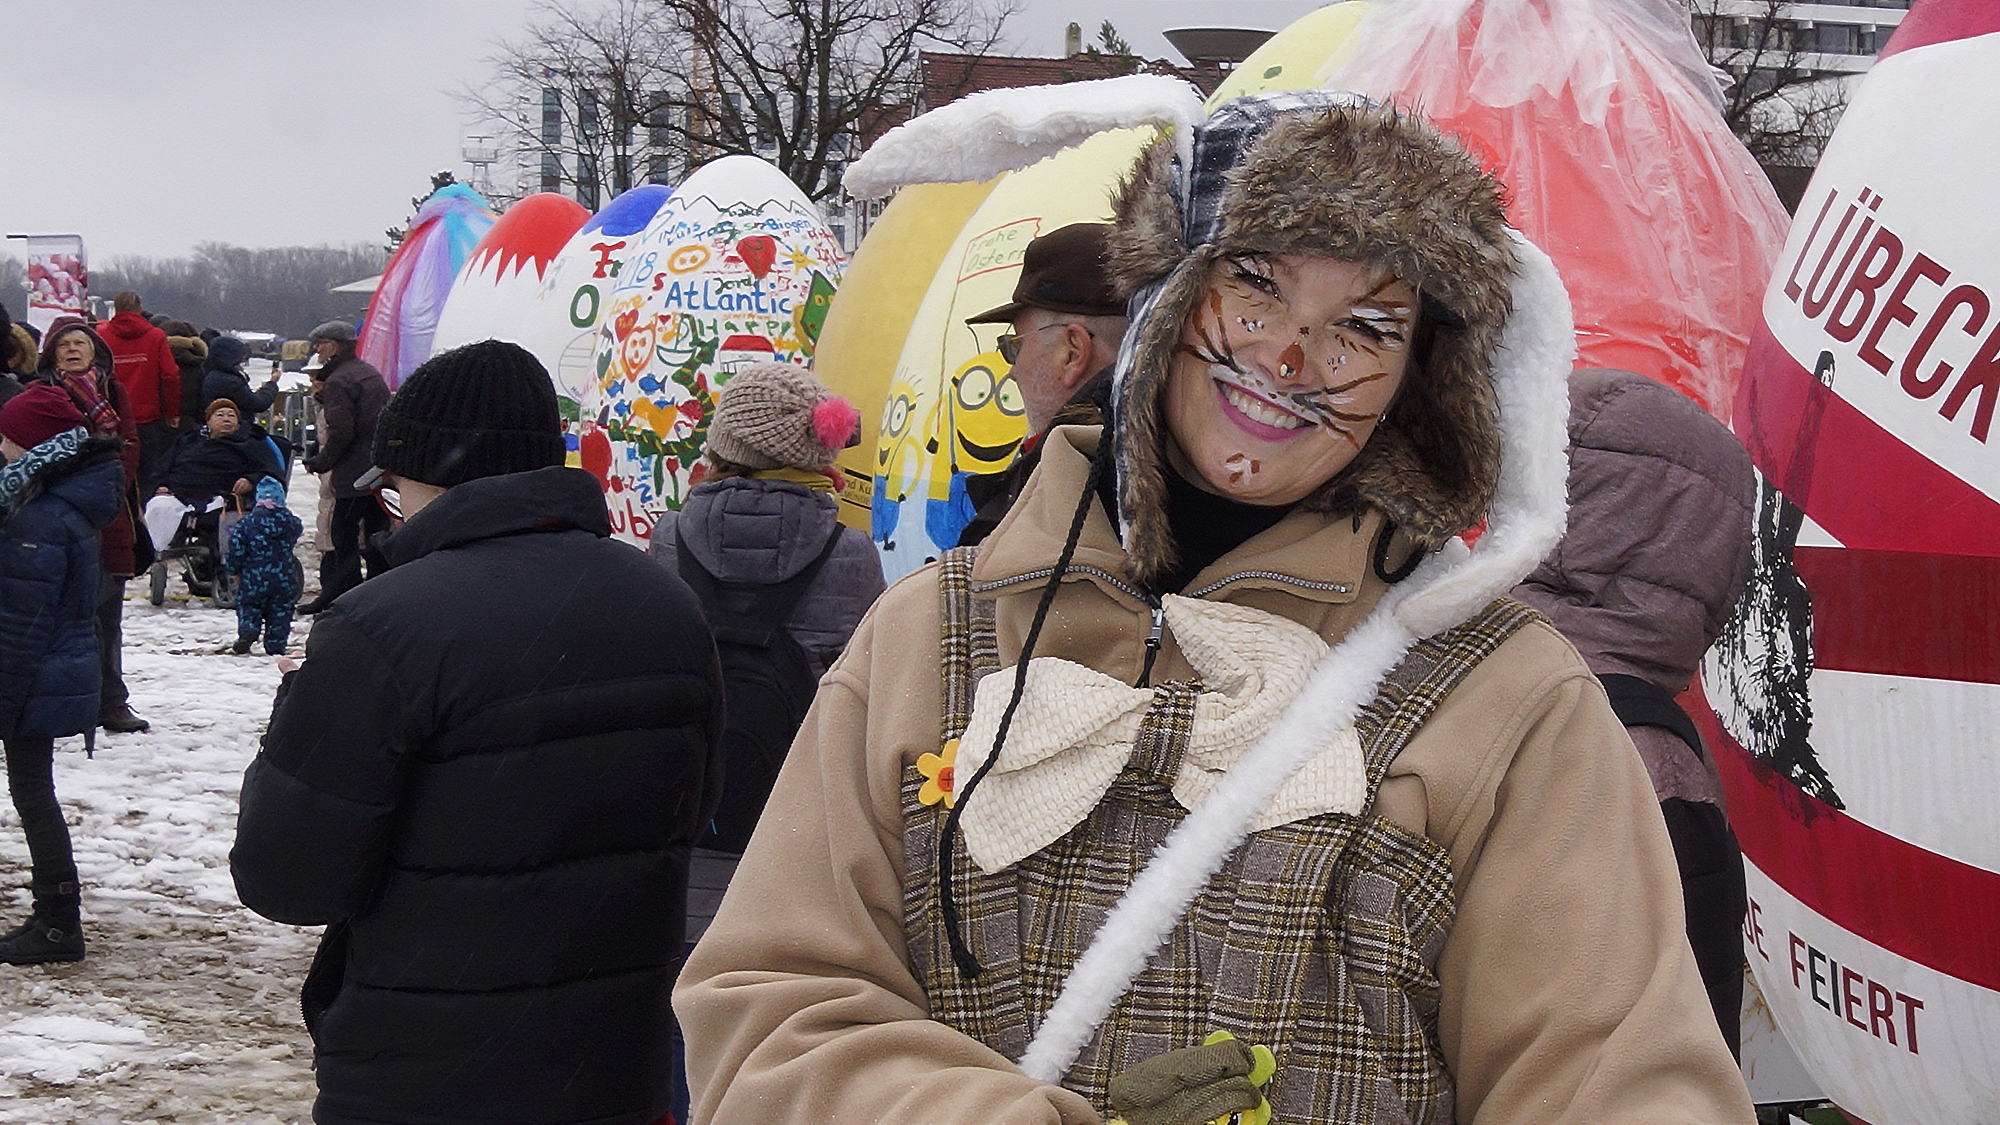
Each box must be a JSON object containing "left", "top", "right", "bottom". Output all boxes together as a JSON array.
[
  {"left": 45, "top": 370, "right": 119, "bottom": 436},
  {"left": 0, "top": 427, "right": 90, "bottom": 519}
]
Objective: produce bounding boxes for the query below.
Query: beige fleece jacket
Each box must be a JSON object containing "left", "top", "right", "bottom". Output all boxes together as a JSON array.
[{"left": 675, "top": 429, "right": 1752, "bottom": 1125}]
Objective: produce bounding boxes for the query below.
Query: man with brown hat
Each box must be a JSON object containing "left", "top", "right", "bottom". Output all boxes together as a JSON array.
[
  {"left": 233, "top": 339, "right": 722, "bottom": 1125},
  {"left": 957, "top": 222, "right": 1127, "bottom": 546}
]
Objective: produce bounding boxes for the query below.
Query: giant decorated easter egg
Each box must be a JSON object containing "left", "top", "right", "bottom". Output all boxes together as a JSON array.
[
  {"left": 359, "top": 183, "right": 497, "bottom": 387},
  {"left": 588, "top": 156, "right": 844, "bottom": 545},
  {"left": 507, "top": 184, "right": 675, "bottom": 513},
  {"left": 818, "top": 179, "right": 1000, "bottom": 533},
  {"left": 1693, "top": 5, "right": 2000, "bottom": 1121},
  {"left": 1204, "top": 1, "right": 1372, "bottom": 105},
  {"left": 430, "top": 192, "right": 593, "bottom": 358},
  {"left": 1328, "top": 0, "right": 1789, "bottom": 418},
  {"left": 864, "top": 128, "right": 1152, "bottom": 580}
]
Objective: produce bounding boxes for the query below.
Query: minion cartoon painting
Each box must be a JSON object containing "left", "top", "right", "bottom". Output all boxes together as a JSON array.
[
  {"left": 870, "top": 373, "right": 934, "bottom": 545},
  {"left": 923, "top": 349, "right": 1027, "bottom": 551}
]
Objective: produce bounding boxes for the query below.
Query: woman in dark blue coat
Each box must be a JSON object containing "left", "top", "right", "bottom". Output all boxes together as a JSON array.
[{"left": 0, "top": 383, "right": 123, "bottom": 964}]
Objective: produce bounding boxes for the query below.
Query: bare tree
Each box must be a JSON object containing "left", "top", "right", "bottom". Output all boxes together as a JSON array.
[
  {"left": 0, "top": 254, "right": 23, "bottom": 317},
  {"left": 661, "top": 0, "right": 1015, "bottom": 200},
  {"left": 459, "top": 0, "right": 686, "bottom": 209},
  {"left": 93, "top": 244, "right": 382, "bottom": 337},
  {"left": 1688, "top": 0, "right": 1851, "bottom": 175},
  {"left": 464, "top": 0, "right": 1014, "bottom": 207}
]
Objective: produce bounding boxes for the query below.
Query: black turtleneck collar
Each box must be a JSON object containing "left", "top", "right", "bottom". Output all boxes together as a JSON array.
[{"left": 1150, "top": 468, "right": 1291, "bottom": 596}]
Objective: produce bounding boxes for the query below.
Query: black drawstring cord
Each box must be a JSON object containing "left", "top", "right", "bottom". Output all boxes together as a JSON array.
[{"left": 938, "top": 441, "right": 1109, "bottom": 979}]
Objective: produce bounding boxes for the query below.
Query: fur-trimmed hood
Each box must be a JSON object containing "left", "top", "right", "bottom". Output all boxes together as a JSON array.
[
  {"left": 167, "top": 330, "right": 209, "bottom": 369},
  {"left": 5, "top": 324, "right": 37, "bottom": 378},
  {"left": 1108, "top": 97, "right": 1517, "bottom": 585}
]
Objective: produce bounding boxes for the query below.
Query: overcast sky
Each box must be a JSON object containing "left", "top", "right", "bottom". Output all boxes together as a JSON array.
[{"left": 0, "top": 0, "right": 1331, "bottom": 263}]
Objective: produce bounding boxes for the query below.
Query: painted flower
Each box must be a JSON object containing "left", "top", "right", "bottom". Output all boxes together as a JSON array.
[{"left": 917, "top": 739, "right": 958, "bottom": 808}]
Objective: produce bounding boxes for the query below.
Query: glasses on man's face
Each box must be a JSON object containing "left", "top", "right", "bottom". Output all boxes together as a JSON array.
[
  {"left": 995, "top": 322, "right": 1091, "bottom": 365},
  {"left": 356, "top": 465, "right": 403, "bottom": 521}
]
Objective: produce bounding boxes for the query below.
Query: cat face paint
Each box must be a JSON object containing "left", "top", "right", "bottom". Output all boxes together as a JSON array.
[{"left": 1164, "top": 254, "right": 1417, "bottom": 505}]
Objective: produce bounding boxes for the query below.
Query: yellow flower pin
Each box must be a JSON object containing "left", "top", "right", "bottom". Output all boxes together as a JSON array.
[{"left": 917, "top": 739, "right": 959, "bottom": 808}]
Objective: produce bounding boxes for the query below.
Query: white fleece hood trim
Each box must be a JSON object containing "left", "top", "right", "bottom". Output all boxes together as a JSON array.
[
  {"left": 1016, "top": 230, "right": 1574, "bottom": 1084},
  {"left": 841, "top": 74, "right": 1204, "bottom": 200}
]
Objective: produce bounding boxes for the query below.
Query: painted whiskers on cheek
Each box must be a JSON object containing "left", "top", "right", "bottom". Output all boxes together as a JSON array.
[
  {"left": 1176, "top": 284, "right": 1250, "bottom": 375},
  {"left": 1286, "top": 281, "right": 1414, "bottom": 447},
  {"left": 1286, "top": 369, "right": 1392, "bottom": 448}
]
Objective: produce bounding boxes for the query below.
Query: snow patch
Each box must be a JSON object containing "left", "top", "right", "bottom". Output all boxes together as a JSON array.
[
  {"left": 844, "top": 73, "right": 1203, "bottom": 199},
  {"left": 0, "top": 1015, "right": 147, "bottom": 1085}
]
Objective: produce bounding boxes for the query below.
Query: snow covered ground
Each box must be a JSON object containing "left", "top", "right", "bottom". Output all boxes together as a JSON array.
[{"left": 0, "top": 469, "right": 327, "bottom": 1122}]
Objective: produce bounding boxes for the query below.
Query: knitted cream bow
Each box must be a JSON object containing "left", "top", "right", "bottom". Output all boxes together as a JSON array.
[{"left": 957, "top": 596, "right": 1367, "bottom": 873}]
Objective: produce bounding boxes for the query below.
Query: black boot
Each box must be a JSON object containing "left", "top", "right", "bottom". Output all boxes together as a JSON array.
[
  {"left": 0, "top": 880, "right": 85, "bottom": 965},
  {"left": 99, "top": 704, "right": 150, "bottom": 734}
]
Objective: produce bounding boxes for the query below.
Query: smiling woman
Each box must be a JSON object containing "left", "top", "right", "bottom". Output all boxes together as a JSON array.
[{"left": 678, "top": 84, "right": 1754, "bottom": 1125}]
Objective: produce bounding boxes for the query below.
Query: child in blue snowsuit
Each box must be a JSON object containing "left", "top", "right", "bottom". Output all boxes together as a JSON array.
[{"left": 226, "top": 476, "right": 302, "bottom": 655}]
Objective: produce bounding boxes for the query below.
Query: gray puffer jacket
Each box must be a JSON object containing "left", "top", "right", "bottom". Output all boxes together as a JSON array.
[
  {"left": 1512, "top": 366, "right": 1756, "bottom": 1057},
  {"left": 651, "top": 475, "right": 885, "bottom": 682},
  {"left": 1513, "top": 367, "right": 1755, "bottom": 805}
]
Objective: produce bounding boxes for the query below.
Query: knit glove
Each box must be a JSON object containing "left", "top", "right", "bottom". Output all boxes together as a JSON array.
[{"left": 1105, "top": 1032, "right": 1276, "bottom": 1125}]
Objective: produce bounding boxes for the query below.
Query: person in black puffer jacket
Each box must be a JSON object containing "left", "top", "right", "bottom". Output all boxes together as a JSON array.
[
  {"left": 154, "top": 399, "right": 283, "bottom": 506},
  {"left": 0, "top": 385, "right": 123, "bottom": 965},
  {"left": 231, "top": 340, "right": 723, "bottom": 1125},
  {"left": 200, "top": 334, "right": 279, "bottom": 423}
]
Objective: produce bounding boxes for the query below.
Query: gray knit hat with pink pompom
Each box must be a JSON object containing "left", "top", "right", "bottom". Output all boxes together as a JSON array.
[{"left": 705, "top": 361, "right": 860, "bottom": 471}]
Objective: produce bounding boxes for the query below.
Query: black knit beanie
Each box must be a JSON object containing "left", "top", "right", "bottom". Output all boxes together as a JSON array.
[{"left": 372, "top": 339, "right": 565, "bottom": 487}]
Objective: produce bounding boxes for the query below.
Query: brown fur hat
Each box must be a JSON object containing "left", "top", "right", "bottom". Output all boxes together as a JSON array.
[{"left": 1108, "top": 96, "right": 1518, "bottom": 586}]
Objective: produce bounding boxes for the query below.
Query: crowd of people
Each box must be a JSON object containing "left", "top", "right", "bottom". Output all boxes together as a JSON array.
[
  {"left": 0, "top": 92, "right": 1767, "bottom": 1125},
  {"left": 0, "top": 297, "right": 389, "bottom": 964}
]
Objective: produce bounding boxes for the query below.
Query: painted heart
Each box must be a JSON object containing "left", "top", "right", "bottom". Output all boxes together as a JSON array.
[{"left": 737, "top": 234, "right": 777, "bottom": 279}]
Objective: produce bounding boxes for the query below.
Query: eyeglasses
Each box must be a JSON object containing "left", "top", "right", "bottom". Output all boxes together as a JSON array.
[
  {"left": 356, "top": 465, "right": 404, "bottom": 521},
  {"left": 996, "top": 323, "right": 1092, "bottom": 365}
]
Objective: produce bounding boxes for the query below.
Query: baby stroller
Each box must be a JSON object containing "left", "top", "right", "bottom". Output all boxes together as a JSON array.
[{"left": 145, "top": 494, "right": 241, "bottom": 607}]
